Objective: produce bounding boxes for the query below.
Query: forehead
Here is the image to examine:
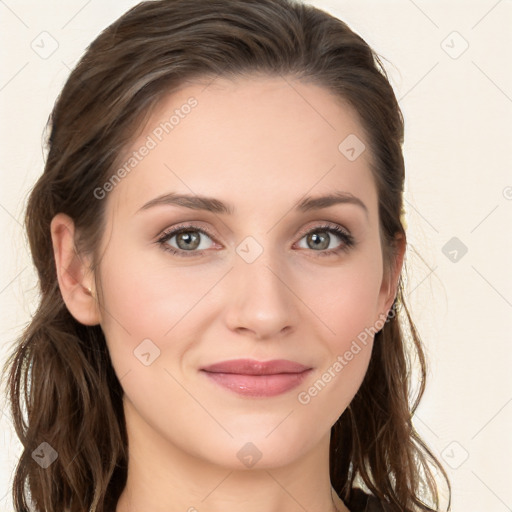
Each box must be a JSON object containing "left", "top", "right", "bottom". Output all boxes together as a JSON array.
[{"left": 107, "top": 74, "right": 377, "bottom": 219}]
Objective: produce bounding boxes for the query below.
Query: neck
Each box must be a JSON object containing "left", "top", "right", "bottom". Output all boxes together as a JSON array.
[{"left": 116, "top": 399, "right": 350, "bottom": 512}]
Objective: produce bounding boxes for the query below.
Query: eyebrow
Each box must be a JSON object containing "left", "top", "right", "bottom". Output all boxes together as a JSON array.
[{"left": 137, "top": 191, "right": 368, "bottom": 217}]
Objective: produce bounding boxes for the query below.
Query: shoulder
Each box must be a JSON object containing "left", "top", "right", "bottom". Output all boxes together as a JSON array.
[{"left": 344, "top": 488, "right": 394, "bottom": 512}]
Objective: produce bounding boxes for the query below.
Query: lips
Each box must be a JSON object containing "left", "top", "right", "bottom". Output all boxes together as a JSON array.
[{"left": 200, "top": 359, "right": 312, "bottom": 397}]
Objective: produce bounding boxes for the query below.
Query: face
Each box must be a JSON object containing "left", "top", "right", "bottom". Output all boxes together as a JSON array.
[{"left": 91, "top": 75, "right": 396, "bottom": 470}]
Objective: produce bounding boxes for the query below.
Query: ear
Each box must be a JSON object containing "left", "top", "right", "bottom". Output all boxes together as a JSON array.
[
  {"left": 377, "top": 233, "right": 406, "bottom": 318},
  {"left": 50, "top": 213, "right": 101, "bottom": 326}
]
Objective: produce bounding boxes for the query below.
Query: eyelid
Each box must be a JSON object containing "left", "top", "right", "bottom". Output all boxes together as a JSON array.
[
  {"left": 158, "top": 223, "right": 216, "bottom": 239},
  {"left": 295, "top": 220, "right": 351, "bottom": 240},
  {"left": 156, "top": 223, "right": 220, "bottom": 247}
]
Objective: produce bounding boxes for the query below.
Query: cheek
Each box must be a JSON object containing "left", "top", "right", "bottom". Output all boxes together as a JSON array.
[
  {"left": 296, "top": 340, "right": 372, "bottom": 430},
  {"left": 294, "top": 301, "right": 376, "bottom": 429},
  {"left": 96, "top": 245, "right": 217, "bottom": 374},
  {"left": 298, "top": 254, "right": 384, "bottom": 349},
  {"left": 291, "top": 256, "right": 383, "bottom": 419}
]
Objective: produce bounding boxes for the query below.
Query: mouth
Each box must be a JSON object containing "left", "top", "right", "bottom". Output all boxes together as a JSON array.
[{"left": 200, "top": 359, "right": 313, "bottom": 397}]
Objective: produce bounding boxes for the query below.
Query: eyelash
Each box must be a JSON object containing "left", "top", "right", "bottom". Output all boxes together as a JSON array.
[{"left": 156, "top": 222, "right": 355, "bottom": 258}]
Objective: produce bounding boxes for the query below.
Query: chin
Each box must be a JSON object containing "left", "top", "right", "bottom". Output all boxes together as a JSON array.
[{"left": 196, "top": 431, "right": 315, "bottom": 471}]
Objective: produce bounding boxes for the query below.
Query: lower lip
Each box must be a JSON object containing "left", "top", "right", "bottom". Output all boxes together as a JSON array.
[{"left": 201, "top": 370, "right": 312, "bottom": 397}]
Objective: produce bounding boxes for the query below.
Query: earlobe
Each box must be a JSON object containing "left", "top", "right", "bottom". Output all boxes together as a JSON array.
[{"left": 50, "top": 213, "right": 101, "bottom": 326}]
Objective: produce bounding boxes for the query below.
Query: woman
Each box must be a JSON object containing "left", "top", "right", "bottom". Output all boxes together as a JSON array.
[{"left": 3, "top": 0, "right": 451, "bottom": 510}]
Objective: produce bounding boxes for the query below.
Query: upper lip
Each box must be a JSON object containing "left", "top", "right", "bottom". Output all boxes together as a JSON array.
[{"left": 200, "top": 359, "right": 311, "bottom": 375}]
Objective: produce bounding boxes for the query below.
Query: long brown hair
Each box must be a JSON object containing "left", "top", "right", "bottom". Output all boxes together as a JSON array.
[{"left": 2, "top": 0, "right": 451, "bottom": 510}]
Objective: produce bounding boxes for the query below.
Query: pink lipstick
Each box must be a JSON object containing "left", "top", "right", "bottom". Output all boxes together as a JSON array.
[{"left": 200, "top": 359, "right": 312, "bottom": 397}]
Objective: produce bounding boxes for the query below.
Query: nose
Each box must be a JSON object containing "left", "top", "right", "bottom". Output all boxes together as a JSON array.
[{"left": 223, "top": 249, "right": 300, "bottom": 340}]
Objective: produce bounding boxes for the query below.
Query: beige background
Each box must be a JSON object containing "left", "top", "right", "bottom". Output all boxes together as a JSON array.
[{"left": 1, "top": 1, "right": 511, "bottom": 511}]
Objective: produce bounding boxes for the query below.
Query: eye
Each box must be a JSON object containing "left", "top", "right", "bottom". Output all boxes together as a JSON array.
[
  {"left": 157, "top": 225, "right": 216, "bottom": 257},
  {"left": 295, "top": 223, "right": 355, "bottom": 256},
  {"left": 156, "top": 222, "right": 355, "bottom": 258}
]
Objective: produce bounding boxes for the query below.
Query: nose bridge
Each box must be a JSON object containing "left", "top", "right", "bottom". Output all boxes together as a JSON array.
[{"left": 224, "top": 237, "right": 299, "bottom": 338}]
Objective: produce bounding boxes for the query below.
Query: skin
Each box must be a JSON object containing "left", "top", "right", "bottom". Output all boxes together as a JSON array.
[{"left": 51, "top": 75, "right": 405, "bottom": 512}]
